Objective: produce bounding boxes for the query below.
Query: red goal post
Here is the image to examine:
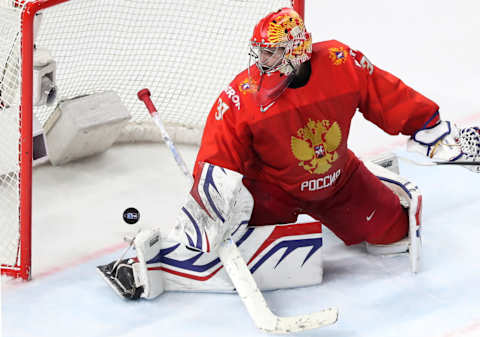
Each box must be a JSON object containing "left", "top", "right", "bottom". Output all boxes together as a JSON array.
[{"left": 0, "top": 0, "right": 305, "bottom": 280}]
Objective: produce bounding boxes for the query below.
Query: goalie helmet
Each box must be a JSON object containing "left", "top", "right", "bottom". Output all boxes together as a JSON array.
[
  {"left": 250, "top": 7, "right": 312, "bottom": 75},
  {"left": 248, "top": 7, "right": 312, "bottom": 107}
]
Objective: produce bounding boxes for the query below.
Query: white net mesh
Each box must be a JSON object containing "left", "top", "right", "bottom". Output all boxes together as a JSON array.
[
  {"left": 0, "top": 0, "right": 294, "bottom": 277},
  {"left": 34, "top": 0, "right": 293, "bottom": 144},
  {"left": 0, "top": 4, "right": 21, "bottom": 271}
]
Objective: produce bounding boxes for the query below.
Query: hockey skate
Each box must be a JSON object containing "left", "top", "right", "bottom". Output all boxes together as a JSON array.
[{"left": 97, "top": 259, "right": 144, "bottom": 300}]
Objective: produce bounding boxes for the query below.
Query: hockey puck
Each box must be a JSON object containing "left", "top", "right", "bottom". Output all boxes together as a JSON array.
[{"left": 123, "top": 207, "right": 140, "bottom": 225}]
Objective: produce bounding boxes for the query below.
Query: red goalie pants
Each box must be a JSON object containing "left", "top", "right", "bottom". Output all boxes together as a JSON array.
[{"left": 243, "top": 161, "right": 408, "bottom": 245}]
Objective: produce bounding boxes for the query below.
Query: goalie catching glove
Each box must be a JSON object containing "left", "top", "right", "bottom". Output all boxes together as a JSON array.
[{"left": 408, "top": 120, "right": 480, "bottom": 172}]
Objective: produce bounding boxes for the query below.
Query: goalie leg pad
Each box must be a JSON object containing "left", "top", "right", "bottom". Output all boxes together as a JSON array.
[
  {"left": 101, "top": 220, "right": 324, "bottom": 297},
  {"left": 364, "top": 160, "right": 422, "bottom": 272},
  {"left": 169, "top": 162, "right": 254, "bottom": 253},
  {"left": 365, "top": 237, "right": 409, "bottom": 255},
  {"left": 132, "top": 229, "right": 166, "bottom": 299}
]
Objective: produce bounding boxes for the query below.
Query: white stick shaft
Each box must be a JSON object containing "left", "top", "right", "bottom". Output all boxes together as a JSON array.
[
  {"left": 151, "top": 113, "right": 193, "bottom": 184},
  {"left": 110, "top": 229, "right": 141, "bottom": 273},
  {"left": 218, "top": 238, "right": 338, "bottom": 333}
]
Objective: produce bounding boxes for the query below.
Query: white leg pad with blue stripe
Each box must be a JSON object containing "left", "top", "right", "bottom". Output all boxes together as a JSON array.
[
  {"left": 132, "top": 229, "right": 166, "bottom": 299},
  {"left": 364, "top": 160, "right": 423, "bottom": 273},
  {"left": 169, "top": 163, "right": 254, "bottom": 253}
]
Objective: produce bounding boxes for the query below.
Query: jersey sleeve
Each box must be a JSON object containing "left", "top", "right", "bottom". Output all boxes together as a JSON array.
[
  {"left": 193, "top": 84, "right": 255, "bottom": 178},
  {"left": 351, "top": 48, "right": 440, "bottom": 136}
]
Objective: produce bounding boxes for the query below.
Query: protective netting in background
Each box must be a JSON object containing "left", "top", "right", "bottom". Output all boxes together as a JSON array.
[{"left": 34, "top": 0, "right": 292, "bottom": 144}]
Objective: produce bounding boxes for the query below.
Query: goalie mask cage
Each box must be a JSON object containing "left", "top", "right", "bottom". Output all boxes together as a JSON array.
[{"left": 0, "top": 0, "right": 304, "bottom": 280}]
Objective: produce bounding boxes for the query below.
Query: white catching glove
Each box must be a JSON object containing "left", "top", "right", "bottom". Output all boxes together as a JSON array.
[
  {"left": 169, "top": 162, "right": 254, "bottom": 253},
  {"left": 407, "top": 120, "right": 480, "bottom": 172}
]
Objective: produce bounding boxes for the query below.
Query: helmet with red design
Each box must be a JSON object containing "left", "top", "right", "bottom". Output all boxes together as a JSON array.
[{"left": 248, "top": 7, "right": 312, "bottom": 107}]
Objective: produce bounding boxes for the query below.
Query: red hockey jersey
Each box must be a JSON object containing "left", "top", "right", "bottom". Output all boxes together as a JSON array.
[{"left": 194, "top": 40, "right": 439, "bottom": 202}]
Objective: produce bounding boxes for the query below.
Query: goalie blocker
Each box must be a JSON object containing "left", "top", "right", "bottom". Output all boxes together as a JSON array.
[{"left": 98, "top": 157, "right": 421, "bottom": 300}]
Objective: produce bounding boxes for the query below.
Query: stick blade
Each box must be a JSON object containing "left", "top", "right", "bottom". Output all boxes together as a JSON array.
[
  {"left": 219, "top": 240, "right": 338, "bottom": 334},
  {"left": 258, "top": 307, "right": 339, "bottom": 334}
]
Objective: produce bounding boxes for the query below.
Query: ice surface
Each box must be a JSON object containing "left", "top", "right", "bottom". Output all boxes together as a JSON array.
[{"left": 3, "top": 1, "right": 480, "bottom": 337}]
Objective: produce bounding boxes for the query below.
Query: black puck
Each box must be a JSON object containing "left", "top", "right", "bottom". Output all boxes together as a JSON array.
[{"left": 123, "top": 207, "right": 140, "bottom": 225}]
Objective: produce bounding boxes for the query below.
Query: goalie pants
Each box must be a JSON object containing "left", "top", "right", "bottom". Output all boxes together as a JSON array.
[{"left": 243, "top": 160, "right": 408, "bottom": 245}]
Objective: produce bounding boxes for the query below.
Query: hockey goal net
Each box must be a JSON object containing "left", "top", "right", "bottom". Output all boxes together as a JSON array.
[{"left": 0, "top": 0, "right": 303, "bottom": 280}]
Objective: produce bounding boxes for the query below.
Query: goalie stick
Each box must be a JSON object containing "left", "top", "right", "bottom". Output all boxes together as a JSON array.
[
  {"left": 430, "top": 161, "right": 480, "bottom": 166},
  {"left": 398, "top": 156, "right": 480, "bottom": 172},
  {"left": 137, "top": 88, "right": 339, "bottom": 333}
]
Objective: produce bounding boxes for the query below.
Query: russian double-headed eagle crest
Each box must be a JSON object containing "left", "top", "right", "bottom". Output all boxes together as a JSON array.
[
  {"left": 291, "top": 119, "right": 342, "bottom": 174},
  {"left": 238, "top": 78, "right": 257, "bottom": 95},
  {"left": 328, "top": 47, "right": 347, "bottom": 65}
]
